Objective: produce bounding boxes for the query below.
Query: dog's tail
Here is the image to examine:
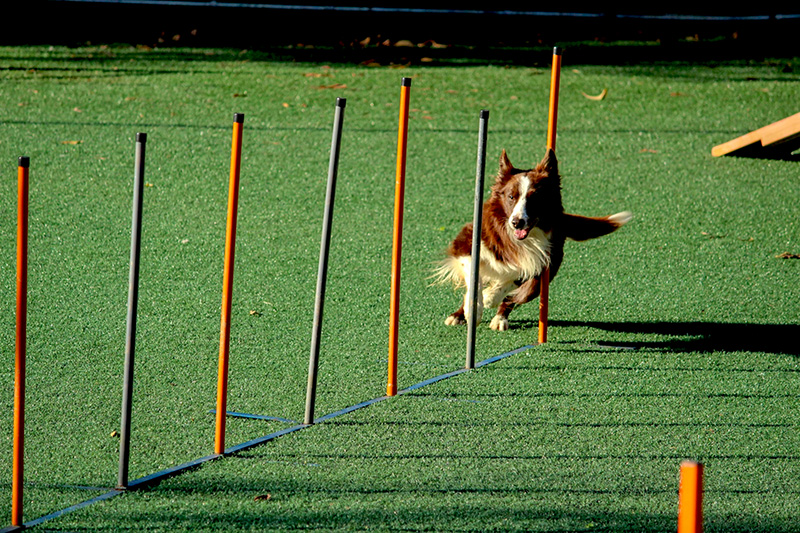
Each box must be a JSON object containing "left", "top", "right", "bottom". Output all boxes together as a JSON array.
[{"left": 563, "top": 211, "right": 632, "bottom": 241}]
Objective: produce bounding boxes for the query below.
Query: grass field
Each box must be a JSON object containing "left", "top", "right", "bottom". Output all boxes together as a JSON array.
[{"left": 0, "top": 42, "right": 799, "bottom": 531}]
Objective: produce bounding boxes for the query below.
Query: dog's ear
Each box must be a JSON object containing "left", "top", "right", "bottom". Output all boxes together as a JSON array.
[
  {"left": 538, "top": 148, "right": 558, "bottom": 177},
  {"left": 499, "top": 149, "right": 514, "bottom": 175},
  {"left": 495, "top": 149, "right": 515, "bottom": 185}
]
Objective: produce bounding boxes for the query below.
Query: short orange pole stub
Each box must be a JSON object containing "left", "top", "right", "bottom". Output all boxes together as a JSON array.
[{"left": 678, "top": 460, "right": 704, "bottom": 533}]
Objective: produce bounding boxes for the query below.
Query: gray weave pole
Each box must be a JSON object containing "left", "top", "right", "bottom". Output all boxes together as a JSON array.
[
  {"left": 118, "top": 132, "right": 146, "bottom": 489},
  {"left": 466, "top": 110, "right": 489, "bottom": 369},
  {"left": 305, "top": 98, "right": 346, "bottom": 425}
]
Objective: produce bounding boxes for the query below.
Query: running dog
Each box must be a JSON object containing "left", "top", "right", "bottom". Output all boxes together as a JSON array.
[{"left": 436, "top": 148, "right": 631, "bottom": 331}]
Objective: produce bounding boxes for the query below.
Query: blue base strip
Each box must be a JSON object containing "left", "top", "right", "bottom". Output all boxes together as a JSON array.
[
  {"left": 16, "top": 344, "right": 533, "bottom": 530},
  {"left": 21, "top": 489, "right": 121, "bottom": 529}
]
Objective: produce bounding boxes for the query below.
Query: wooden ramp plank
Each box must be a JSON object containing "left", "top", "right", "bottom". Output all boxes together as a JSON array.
[{"left": 712, "top": 112, "right": 800, "bottom": 157}]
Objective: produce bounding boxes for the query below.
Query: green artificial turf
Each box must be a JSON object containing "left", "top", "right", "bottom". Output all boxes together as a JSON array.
[{"left": 0, "top": 43, "right": 798, "bottom": 531}]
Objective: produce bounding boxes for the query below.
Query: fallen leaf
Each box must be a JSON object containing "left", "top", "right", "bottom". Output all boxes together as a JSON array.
[
  {"left": 110, "top": 430, "right": 119, "bottom": 438},
  {"left": 62, "top": 140, "right": 82, "bottom": 145},
  {"left": 254, "top": 494, "right": 271, "bottom": 501},
  {"left": 639, "top": 148, "right": 658, "bottom": 153},
  {"left": 317, "top": 83, "right": 347, "bottom": 90},
  {"left": 582, "top": 88, "right": 608, "bottom": 101},
  {"left": 249, "top": 310, "right": 262, "bottom": 317},
  {"left": 776, "top": 252, "right": 800, "bottom": 259},
  {"left": 73, "top": 107, "right": 82, "bottom": 112},
  {"left": 233, "top": 92, "right": 248, "bottom": 97}
]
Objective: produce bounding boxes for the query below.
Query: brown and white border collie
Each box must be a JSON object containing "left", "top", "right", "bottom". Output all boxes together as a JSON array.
[{"left": 435, "top": 148, "right": 632, "bottom": 331}]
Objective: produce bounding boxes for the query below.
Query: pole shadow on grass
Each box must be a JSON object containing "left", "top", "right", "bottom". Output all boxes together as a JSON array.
[{"left": 512, "top": 320, "right": 800, "bottom": 357}]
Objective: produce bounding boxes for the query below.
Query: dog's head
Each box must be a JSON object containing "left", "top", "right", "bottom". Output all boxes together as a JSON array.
[{"left": 491, "top": 149, "right": 563, "bottom": 240}]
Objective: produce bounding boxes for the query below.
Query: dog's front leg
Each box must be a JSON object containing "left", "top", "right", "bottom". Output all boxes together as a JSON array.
[
  {"left": 482, "top": 279, "right": 519, "bottom": 331},
  {"left": 490, "top": 277, "right": 541, "bottom": 331}
]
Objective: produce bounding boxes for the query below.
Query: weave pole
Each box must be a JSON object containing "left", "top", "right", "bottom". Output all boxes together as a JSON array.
[
  {"left": 387, "top": 77, "right": 411, "bottom": 397},
  {"left": 304, "top": 98, "right": 347, "bottom": 425},
  {"left": 465, "top": 110, "right": 489, "bottom": 370},
  {"left": 678, "top": 461, "right": 704, "bottom": 533},
  {"left": 117, "top": 133, "right": 147, "bottom": 489},
  {"left": 214, "top": 113, "right": 244, "bottom": 455},
  {"left": 11, "top": 157, "right": 29, "bottom": 528},
  {"left": 538, "top": 46, "right": 562, "bottom": 345}
]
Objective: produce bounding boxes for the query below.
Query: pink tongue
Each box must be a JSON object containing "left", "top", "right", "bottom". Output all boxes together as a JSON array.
[{"left": 514, "top": 228, "right": 529, "bottom": 240}]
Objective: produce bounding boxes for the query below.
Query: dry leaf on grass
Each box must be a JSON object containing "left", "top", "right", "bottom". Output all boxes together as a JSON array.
[
  {"left": 582, "top": 88, "right": 608, "bottom": 101},
  {"left": 776, "top": 252, "right": 800, "bottom": 259}
]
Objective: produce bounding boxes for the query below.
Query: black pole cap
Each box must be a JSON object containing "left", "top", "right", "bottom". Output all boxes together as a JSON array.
[
  {"left": 136, "top": 132, "right": 147, "bottom": 143},
  {"left": 553, "top": 46, "right": 563, "bottom": 55},
  {"left": 336, "top": 97, "right": 346, "bottom": 108},
  {"left": 233, "top": 113, "right": 244, "bottom": 123},
  {"left": 401, "top": 77, "right": 412, "bottom": 87},
  {"left": 18, "top": 156, "right": 29, "bottom": 168},
  {"left": 480, "top": 109, "right": 489, "bottom": 119}
]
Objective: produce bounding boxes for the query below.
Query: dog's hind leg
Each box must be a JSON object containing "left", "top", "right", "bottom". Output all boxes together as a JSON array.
[
  {"left": 445, "top": 304, "right": 466, "bottom": 326},
  {"left": 489, "top": 277, "right": 541, "bottom": 331}
]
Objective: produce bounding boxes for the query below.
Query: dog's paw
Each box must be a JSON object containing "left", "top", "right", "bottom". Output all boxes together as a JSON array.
[
  {"left": 489, "top": 316, "right": 509, "bottom": 331},
  {"left": 445, "top": 314, "right": 466, "bottom": 326}
]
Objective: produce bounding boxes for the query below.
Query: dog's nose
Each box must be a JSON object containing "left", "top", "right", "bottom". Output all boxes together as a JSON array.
[{"left": 511, "top": 216, "right": 526, "bottom": 229}]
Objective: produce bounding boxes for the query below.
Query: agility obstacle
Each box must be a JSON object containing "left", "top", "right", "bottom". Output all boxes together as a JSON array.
[
  {"left": 538, "top": 46, "right": 562, "bottom": 345},
  {"left": 117, "top": 133, "right": 147, "bottom": 490},
  {"left": 305, "top": 97, "right": 347, "bottom": 425},
  {"left": 711, "top": 112, "right": 800, "bottom": 159},
  {"left": 4, "top": 71, "right": 670, "bottom": 531},
  {"left": 387, "top": 77, "right": 412, "bottom": 397}
]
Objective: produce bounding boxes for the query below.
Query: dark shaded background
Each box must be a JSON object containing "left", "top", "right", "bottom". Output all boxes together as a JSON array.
[{"left": 11, "top": 2, "right": 800, "bottom": 64}]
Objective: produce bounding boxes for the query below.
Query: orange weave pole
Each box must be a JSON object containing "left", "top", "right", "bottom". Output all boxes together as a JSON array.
[
  {"left": 215, "top": 113, "right": 244, "bottom": 455},
  {"left": 538, "top": 46, "right": 562, "bottom": 345},
  {"left": 387, "top": 78, "right": 411, "bottom": 397},
  {"left": 678, "top": 461, "right": 704, "bottom": 533},
  {"left": 12, "top": 157, "right": 29, "bottom": 527}
]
